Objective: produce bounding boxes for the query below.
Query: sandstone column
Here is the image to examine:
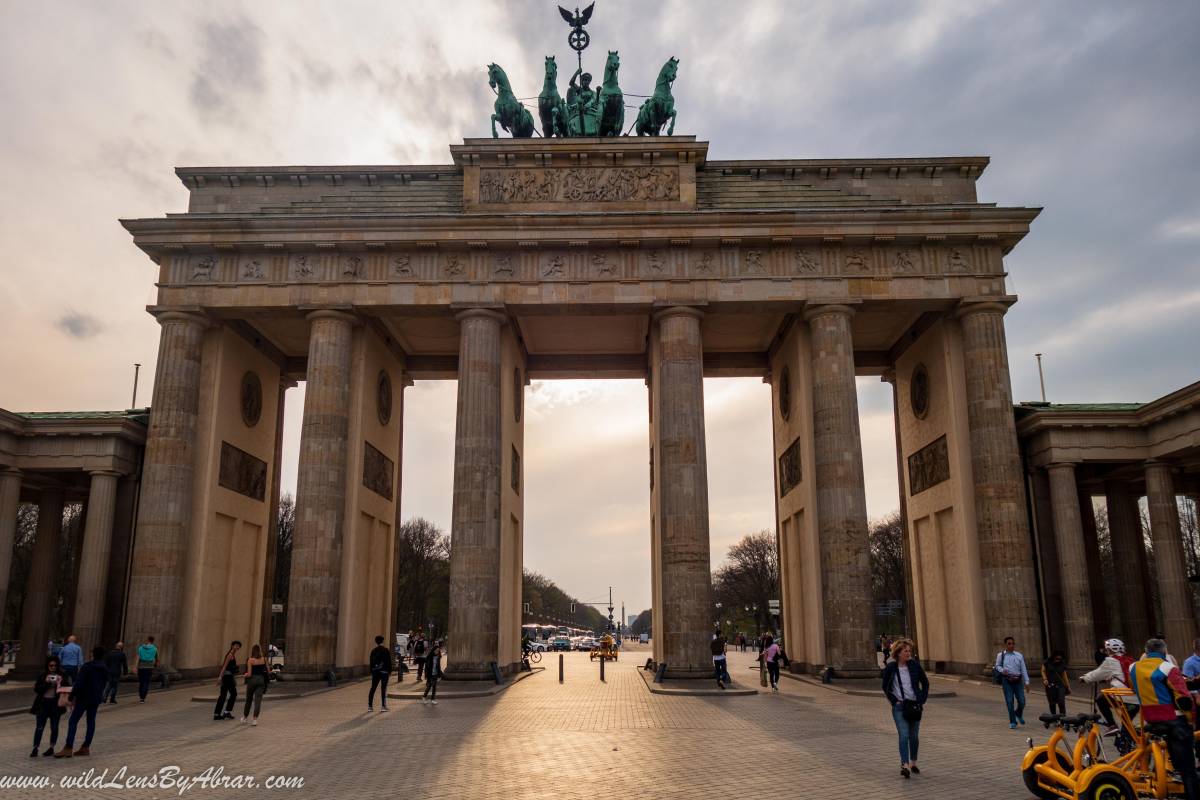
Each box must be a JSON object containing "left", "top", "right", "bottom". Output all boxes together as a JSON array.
[
  {"left": 0, "top": 468, "right": 21, "bottom": 640},
  {"left": 1145, "top": 461, "right": 1194, "bottom": 651},
  {"left": 651, "top": 307, "right": 714, "bottom": 677},
  {"left": 804, "top": 303, "right": 875, "bottom": 674},
  {"left": 1105, "top": 480, "right": 1151, "bottom": 646},
  {"left": 124, "top": 310, "right": 208, "bottom": 669},
  {"left": 446, "top": 308, "right": 505, "bottom": 678},
  {"left": 260, "top": 379, "right": 293, "bottom": 646},
  {"left": 1045, "top": 463, "right": 1094, "bottom": 665},
  {"left": 883, "top": 372, "right": 918, "bottom": 649},
  {"left": 16, "top": 488, "right": 64, "bottom": 674},
  {"left": 956, "top": 302, "right": 1039, "bottom": 652},
  {"left": 72, "top": 471, "right": 120, "bottom": 650},
  {"left": 286, "top": 310, "right": 356, "bottom": 677}
]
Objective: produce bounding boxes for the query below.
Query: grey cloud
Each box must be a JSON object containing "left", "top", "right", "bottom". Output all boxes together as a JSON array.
[
  {"left": 56, "top": 312, "right": 103, "bottom": 339},
  {"left": 189, "top": 19, "right": 265, "bottom": 121}
]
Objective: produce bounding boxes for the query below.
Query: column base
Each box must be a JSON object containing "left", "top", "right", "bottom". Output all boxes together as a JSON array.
[
  {"left": 658, "top": 664, "right": 718, "bottom": 680},
  {"left": 442, "top": 661, "right": 521, "bottom": 681}
]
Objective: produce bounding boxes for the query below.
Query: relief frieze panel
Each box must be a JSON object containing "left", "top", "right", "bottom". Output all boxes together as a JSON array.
[
  {"left": 907, "top": 435, "right": 950, "bottom": 496},
  {"left": 478, "top": 166, "right": 680, "bottom": 204},
  {"left": 362, "top": 441, "right": 395, "bottom": 501},
  {"left": 218, "top": 441, "right": 267, "bottom": 502}
]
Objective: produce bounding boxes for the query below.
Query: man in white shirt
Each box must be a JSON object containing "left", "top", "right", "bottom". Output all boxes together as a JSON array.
[{"left": 994, "top": 636, "right": 1030, "bottom": 729}]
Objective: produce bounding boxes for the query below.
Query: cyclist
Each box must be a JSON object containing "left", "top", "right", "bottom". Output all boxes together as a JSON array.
[
  {"left": 1079, "top": 638, "right": 1137, "bottom": 730},
  {"left": 1130, "top": 638, "right": 1197, "bottom": 800}
]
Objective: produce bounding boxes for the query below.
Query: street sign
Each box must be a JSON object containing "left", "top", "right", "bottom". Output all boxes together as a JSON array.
[
  {"left": 271, "top": 603, "right": 283, "bottom": 613},
  {"left": 768, "top": 600, "right": 780, "bottom": 613}
]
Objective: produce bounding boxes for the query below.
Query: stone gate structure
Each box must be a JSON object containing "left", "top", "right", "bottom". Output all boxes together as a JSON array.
[{"left": 115, "top": 136, "right": 1044, "bottom": 678}]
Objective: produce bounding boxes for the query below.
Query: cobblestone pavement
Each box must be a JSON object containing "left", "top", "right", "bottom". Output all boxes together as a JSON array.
[{"left": 0, "top": 645, "right": 1050, "bottom": 799}]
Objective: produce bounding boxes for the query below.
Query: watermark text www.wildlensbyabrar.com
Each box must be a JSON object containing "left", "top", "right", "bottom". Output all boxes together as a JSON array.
[{"left": 0, "top": 766, "right": 305, "bottom": 794}]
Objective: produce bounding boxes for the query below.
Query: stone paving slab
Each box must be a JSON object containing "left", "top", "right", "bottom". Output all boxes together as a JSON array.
[
  {"left": 783, "top": 671, "right": 958, "bottom": 698},
  {"left": 191, "top": 677, "right": 367, "bottom": 704},
  {"left": 387, "top": 667, "right": 540, "bottom": 699},
  {"left": 636, "top": 664, "right": 758, "bottom": 696}
]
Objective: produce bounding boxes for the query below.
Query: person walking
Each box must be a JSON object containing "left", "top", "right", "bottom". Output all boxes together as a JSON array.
[
  {"left": 30, "top": 656, "right": 66, "bottom": 757},
  {"left": 1129, "top": 637, "right": 1198, "bottom": 800},
  {"left": 413, "top": 634, "right": 427, "bottom": 682},
  {"left": 59, "top": 635, "right": 82, "bottom": 683},
  {"left": 1042, "top": 650, "right": 1071, "bottom": 716},
  {"left": 368, "top": 635, "right": 392, "bottom": 712},
  {"left": 994, "top": 636, "right": 1029, "bottom": 728},
  {"left": 711, "top": 629, "right": 730, "bottom": 689},
  {"left": 55, "top": 646, "right": 107, "bottom": 758},
  {"left": 762, "top": 635, "right": 781, "bottom": 692},
  {"left": 240, "top": 644, "right": 268, "bottom": 726},
  {"left": 882, "top": 638, "right": 929, "bottom": 779},
  {"left": 213, "top": 641, "right": 241, "bottom": 720},
  {"left": 422, "top": 641, "right": 443, "bottom": 704},
  {"left": 136, "top": 635, "right": 158, "bottom": 703},
  {"left": 102, "top": 642, "right": 128, "bottom": 704}
]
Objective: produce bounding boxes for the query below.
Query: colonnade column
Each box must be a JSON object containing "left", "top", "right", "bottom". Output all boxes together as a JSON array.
[
  {"left": 72, "top": 471, "right": 120, "bottom": 649},
  {"left": 956, "top": 302, "right": 1040, "bottom": 651},
  {"left": 16, "top": 488, "right": 64, "bottom": 673},
  {"left": 285, "top": 310, "right": 356, "bottom": 677},
  {"left": 650, "top": 307, "right": 713, "bottom": 676},
  {"left": 804, "top": 303, "right": 874, "bottom": 674},
  {"left": 124, "top": 310, "right": 208, "bottom": 670},
  {"left": 1045, "top": 463, "right": 1095, "bottom": 665},
  {"left": 1145, "top": 460, "right": 1194, "bottom": 651},
  {"left": 446, "top": 308, "right": 505, "bottom": 678},
  {"left": 1104, "top": 480, "right": 1152, "bottom": 646},
  {"left": 0, "top": 468, "right": 21, "bottom": 639}
]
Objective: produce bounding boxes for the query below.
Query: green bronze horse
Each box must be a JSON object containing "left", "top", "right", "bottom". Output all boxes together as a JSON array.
[
  {"left": 634, "top": 57, "right": 679, "bottom": 136},
  {"left": 597, "top": 50, "right": 624, "bottom": 137},
  {"left": 488, "top": 63, "right": 534, "bottom": 138},
  {"left": 538, "top": 56, "right": 568, "bottom": 138}
]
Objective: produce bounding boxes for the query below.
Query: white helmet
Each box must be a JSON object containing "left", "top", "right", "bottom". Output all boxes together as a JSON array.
[{"left": 1104, "top": 638, "right": 1125, "bottom": 655}]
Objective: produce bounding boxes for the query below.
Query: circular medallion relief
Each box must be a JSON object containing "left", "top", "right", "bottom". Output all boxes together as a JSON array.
[
  {"left": 240, "top": 371, "right": 263, "bottom": 427},
  {"left": 377, "top": 370, "right": 393, "bottom": 426},
  {"left": 513, "top": 367, "right": 523, "bottom": 423},
  {"left": 910, "top": 363, "right": 930, "bottom": 420},
  {"left": 778, "top": 366, "right": 792, "bottom": 421}
]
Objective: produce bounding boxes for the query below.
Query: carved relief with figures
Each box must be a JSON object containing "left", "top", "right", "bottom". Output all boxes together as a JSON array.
[{"left": 478, "top": 166, "right": 679, "bottom": 204}]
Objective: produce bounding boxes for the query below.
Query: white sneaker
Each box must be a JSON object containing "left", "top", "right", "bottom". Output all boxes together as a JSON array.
[
  {"left": 431, "top": 699, "right": 438, "bottom": 705},
  {"left": 421, "top": 697, "right": 428, "bottom": 704},
  {"left": 239, "top": 717, "right": 246, "bottom": 724},
  {"left": 250, "top": 719, "right": 257, "bottom": 726}
]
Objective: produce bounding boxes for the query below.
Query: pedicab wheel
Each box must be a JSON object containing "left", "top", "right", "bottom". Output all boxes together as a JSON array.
[
  {"left": 1079, "top": 774, "right": 1136, "bottom": 800},
  {"left": 1021, "top": 751, "right": 1073, "bottom": 800}
]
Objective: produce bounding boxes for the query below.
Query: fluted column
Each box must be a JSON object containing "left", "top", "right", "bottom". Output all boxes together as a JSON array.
[
  {"left": 0, "top": 468, "right": 21, "bottom": 640},
  {"left": 124, "top": 310, "right": 208, "bottom": 670},
  {"left": 286, "top": 310, "right": 356, "bottom": 677},
  {"left": 1105, "top": 480, "right": 1151, "bottom": 646},
  {"left": 957, "top": 302, "right": 1039, "bottom": 652},
  {"left": 805, "top": 303, "right": 875, "bottom": 674},
  {"left": 72, "top": 471, "right": 120, "bottom": 650},
  {"left": 446, "top": 308, "right": 505, "bottom": 678},
  {"left": 1145, "top": 461, "right": 1194, "bottom": 651},
  {"left": 1046, "top": 463, "right": 1094, "bottom": 665},
  {"left": 16, "top": 488, "right": 64, "bottom": 673},
  {"left": 653, "top": 306, "right": 713, "bottom": 677}
]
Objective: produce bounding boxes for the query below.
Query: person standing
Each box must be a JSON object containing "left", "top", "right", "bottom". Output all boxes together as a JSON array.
[
  {"left": 55, "top": 646, "right": 107, "bottom": 758},
  {"left": 213, "top": 641, "right": 241, "bottom": 720},
  {"left": 59, "top": 635, "right": 82, "bottom": 683},
  {"left": 882, "top": 638, "right": 929, "bottom": 779},
  {"left": 136, "top": 635, "right": 158, "bottom": 703},
  {"left": 30, "top": 657, "right": 65, "bottom": 757},
  {"left": 1041, "top": 651, "right": 1071, "bottom": 715},
  {"left": 240, "top": 644, "right": 268, "bottom": 726},
  {"left": 711, "top": 629, "right": 730, "bottom": 689},
  {"left": 1130, "top": 638, "right": 1197, "bottom": 800},
  {"left": 102, "top": 642, "right": 128, "bottom": 704},
  {"left": 422, "top": 641, "right": 443, "bottom": 704},
  {"left": 413, "top": 634, "right": 428, "bottom": 682},
  {"left": 368, "top": 635, "right": 392, "bottom": 712},
  {"left": 762, "top": 635, "right": 781, "bottom": 692},
  {"left": 994, "top": 636, "right": 1029, "bottom": 728}
]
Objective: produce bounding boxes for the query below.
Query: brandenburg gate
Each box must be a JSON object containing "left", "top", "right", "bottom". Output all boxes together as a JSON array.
[{"left": 119, "top": 135, "right": 1041, "bottom": 679}]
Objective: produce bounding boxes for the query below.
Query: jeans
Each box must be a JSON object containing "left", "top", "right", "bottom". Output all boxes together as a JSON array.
[
  {"left": 243, "top": 676, "right": 266, "bottom": 719},
  {"left": 369, "top": 671, "right": 390, "bottom": 707},
  {"left": 137, "top": 668, "right": 153, "bottom": 700},
  {"left": 103, "top": 675, "right": 120, "bottom": 703},
  {"left": 1002, "top": 679, "right": 1026, "bottom": 724},
  {"left": 32, "top": 698, "right": 60, "bottom": 749},
  {"left": 65, "top": 703, "right": 98, "bottom": 748},
  {"left": 766, "top": 660, "right": 780, "bottom": 687},
  {"left": 423, "top": 675, "right": 439, "bottom": 699},
  {"left": 1148, "top": 718, "right": 1198, "bottom": 800},
  {"left": 1046, "top": 684, "right": 1067, "bottom": 716},
  {"left": 891, "top": 704, "right": 921, "bottom": 766},
  {"left": 214, "top": 673, "right": 237, "bottom": 717},
  {"left": 416, "top": 656, "right": 426, "bottom": 681},
  {"left": 62, "top": 665, "right": 79, "bottom": 683},
  {"left": 713, "top": 658, "right": 731, "bottom": 683}
]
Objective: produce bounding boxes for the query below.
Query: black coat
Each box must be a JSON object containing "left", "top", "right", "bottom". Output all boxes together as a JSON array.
[
  {"left": 104, "top": 648, "right": 129, "bottom": 678},
  {"left": 369, "top": 645, "right": 392, "bottom": 673},
  {"left": 70, "top": 659, "right": 108, "bottom": 707},
  {"left": 30, "top": 673, "right": 66, "bottom": 716},
  {"left": 881, "top": 659, "right": 930, "bottom": 705}
]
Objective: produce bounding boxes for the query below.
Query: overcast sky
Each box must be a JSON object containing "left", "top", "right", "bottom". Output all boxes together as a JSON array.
[{"left": 2, "top": 1, "right": 1197, "bottom": 616}]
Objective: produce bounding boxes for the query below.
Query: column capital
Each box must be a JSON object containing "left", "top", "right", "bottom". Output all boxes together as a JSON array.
[
  {"left": 88, "top": 470, "right": 122, "bottom": 479},
  {"left": 1046, "top": 461, "right": 1078, "bottom": 474},
  {"left": 1144, "top": 458, "right": 1177, "bottom": 471},
  {"left": 453, "top": 307, "right": 507, "bottom": 325},
  {"left": 955, "top": 299, "right": 1013, "bottom": 320},
  {"left": 153, "top": 309, "right": 210, "bottom": 328},
  {"left": 0, "top": 466, "right": 20, "bottom": 478},
  {"left": 652, "top": 305, "right": 705, "bottom": 324},
  {"left": 802, "top": 302, "right": 857, "bottom": 323},
  {"left": 304, "top": 308, "right": 360, "bottom": 326},
  {"left": 880, "top": 368, "right": 897, "bottom": 385}
]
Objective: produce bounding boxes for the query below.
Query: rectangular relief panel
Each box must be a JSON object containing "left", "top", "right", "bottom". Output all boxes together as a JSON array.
[
  {"left": 217, "top": 441, "right": 267, "bottom": 501},
  {"left": 362, "top": 441, "right": 394, "bottom": 501},
  {"left": 511, "top": 446, "right": 521, "bottom": 494},
  {"left": 907, "top": 435, "right": 950, "bottom": 496},
  {"left": 778, "top": 437, "right": 802, "bottom": 497}
]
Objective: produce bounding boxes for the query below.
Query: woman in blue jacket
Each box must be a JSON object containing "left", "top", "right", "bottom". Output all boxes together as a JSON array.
[{"left": 881, "top": 638, "right": 930, "bottom": 778}]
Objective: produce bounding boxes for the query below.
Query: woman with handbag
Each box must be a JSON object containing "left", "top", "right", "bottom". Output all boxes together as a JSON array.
[
  {"left": 881, "top": 638, "right": 929, "bottom": 779},
  {"left": 29, "top": 656, "right": 66, "bottom": 757}
]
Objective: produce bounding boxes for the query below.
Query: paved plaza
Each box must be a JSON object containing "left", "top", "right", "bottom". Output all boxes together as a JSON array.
[{"left": 0, "top": 646, "right": 1055, "bottom": 799}]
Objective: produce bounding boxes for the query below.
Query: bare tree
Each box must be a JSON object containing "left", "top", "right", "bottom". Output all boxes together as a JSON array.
[
  {"left": 629, "top": 608, "right": 652, "bottom": 636},
  {"left": 2, "top": 504, "right": 38, "bottom": 637},
  {"left": 869, "top": 510, "right": 906, "bottom": 634},
  {"left": 394, "top": 517, "right": 452, "bottom": 635},
  {"left": 712, "top": 530, "right": 779, "bottom": 635}
]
